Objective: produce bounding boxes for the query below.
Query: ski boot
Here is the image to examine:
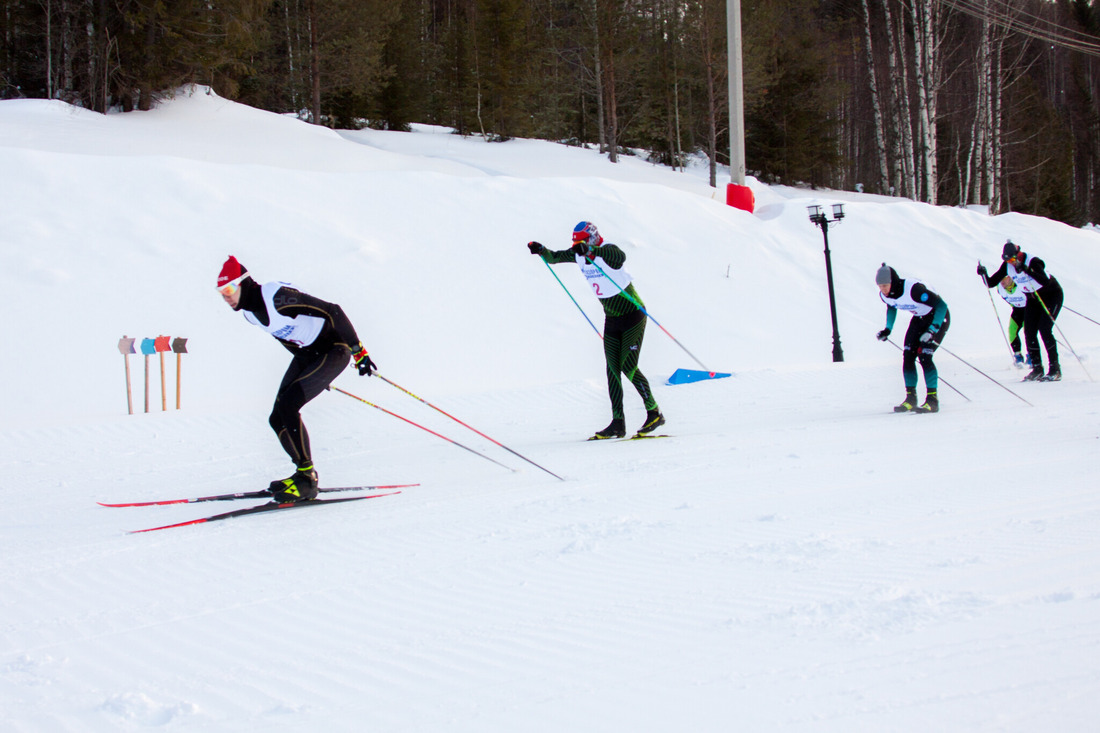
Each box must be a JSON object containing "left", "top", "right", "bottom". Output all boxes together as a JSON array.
[
  {"left": 1023, "top": 365, "right": 1045, "bottom": 382},
  {"left": 1040, "top": 364, "right": 1062, "bottom": 382},
  {"left": 914, "top": 391, "right": 939, "bottom": 413},
  {"left": 1013, "top": 353, "right": 1025, "bottom": 369},
  {"left": 893, "top": 389, "right": 918, "bottom": 413},
  {"left": 588, "top": 418, "right": 626, "bottom": 441},
  {"left": 637, "top": 410, "right": 666, "bottom": 436},
  {"left": 269, "top": 465, "right": 319, "bottom": 503}
]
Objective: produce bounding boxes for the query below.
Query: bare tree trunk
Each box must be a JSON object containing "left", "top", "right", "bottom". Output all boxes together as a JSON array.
[
  {"left": 606, "top": 46, "right": 618, "bottom": 163},
  {"left": 86, "top": 0, "right": 97, "bottom": 110},
  {"left": 594, "top": 0, "right": 619, "bottom": 162},
  {"left": 4, "top": 2, "right": 11, "bottom": 88},
  {"left": 882, "top": 0, "right": 915, "bottom": 198},
  {"left": 94, "top": 0, "right": 106, "bottom": 111},
  {"left": 860, "top": 0, "right": 889, "bottom": 194},
  {"left": 137, "top": 11, "right": 156, "bottom": 110},
  {"left": 46, "top": 0, "right": 54, "bottom": 98},
  {"left": 592, "top": 0, "right": 606, "bottom": 154},
  {"left": 987, "top": 33, "right": 1003, "bottom": 212},
  {"left": 285, "top": 0, "right": 298, "bottom": 111},
  {"left": 60, "top": 0, "right": 74, "bottom": 96},
  {"left": 965, "top": 4, "right": 992, "bottom": 207},
  {"left": 698, "top": 0, "right": 720, "bottom": 188},
  {"left": 471, "top": 6, "right": 485, "bottom": 138},
  {"left": 706, "top": 66, "right": 717, "bottom": 187},
  {"left": 668, "top": 3, "right": 683, "bottom": 171},
  {"left": 308, "top": 0, "right": 320, "bottom": 124},
  {"left": 910, "top": 0, "right": 938, "bottom": 204}
]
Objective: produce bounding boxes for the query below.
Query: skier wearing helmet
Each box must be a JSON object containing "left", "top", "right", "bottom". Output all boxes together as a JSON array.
[
  {"left": 977, "top": 240, "right": 1063, "bottom": 381},
  {"left": 528, "top": 222, "right": 664, "bottom": 440},
  {"left": 875, "top": 263, "right": 951, "bottom": 413},
  {"left": 217, "top": 256, "right": 376, "bottom": 501}
]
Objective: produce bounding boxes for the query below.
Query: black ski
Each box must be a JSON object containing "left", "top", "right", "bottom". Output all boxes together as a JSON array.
[
  {"left": 129, "top": 491, "right": 401, "bottom": 534},
  {"left": 99, "top": 484, "right": 418, "bottom": 508}
]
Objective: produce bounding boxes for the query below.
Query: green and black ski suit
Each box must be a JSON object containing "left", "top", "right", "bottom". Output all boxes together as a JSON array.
[{"left": 540, "top": 244, "right": 659, "bottom": 421}]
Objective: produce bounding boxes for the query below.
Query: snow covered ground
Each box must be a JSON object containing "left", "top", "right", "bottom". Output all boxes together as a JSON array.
[{"left": 2, "top": 85, "right": 1099, "bottom": 731}]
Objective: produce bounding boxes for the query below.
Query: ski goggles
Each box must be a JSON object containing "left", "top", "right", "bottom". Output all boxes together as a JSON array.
[
  {"left": 218, "top": 276, "right": 245, "bottom": 297},
  {"left": 1002, "top": 252, "right": 1022, "bottom": 264}
]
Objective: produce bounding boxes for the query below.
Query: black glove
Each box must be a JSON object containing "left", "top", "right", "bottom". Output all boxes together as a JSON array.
[
  {"left": 527, "top": 241, "right": 544, "bottom": 255},
  {"left": 352, "top": 345, "right": 376, "bottom": 376},
  {"left": 876, "top": 328, "right": 891, "bottom": 342},
  {"left": 976, "top": 264, "right": 988, "bottom": 279},
  {"left": 571, "top": 242, "right": 590, "bottom": 257}
]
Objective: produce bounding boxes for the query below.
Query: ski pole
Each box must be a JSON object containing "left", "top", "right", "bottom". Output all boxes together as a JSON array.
[
  {"left": 936, "top": 345, "right": 1034, "bottom": 406},
  {"left": 329, "top": 386, "right": 517, "bottom": 473},
  {"left": 586, "top": 257, "right": 711, "bottom": 371},
  {"left": 541, "top": 259, "right": 602, "bottom": 338},
  {"left": 978, "top": 262, "right": 1016, "bottom": 359},
  {"left": 1034, "top": 292, "right": 1093, "bottom": 382},
  {"left": 1063, "top": 305, "right": 1100, "bottom": 328},
  {"left": 886, "top": 339, "right": 970, "bottom": 402},
  {"left": 377, "top": 375, "right": 565, "bottom": 481}
]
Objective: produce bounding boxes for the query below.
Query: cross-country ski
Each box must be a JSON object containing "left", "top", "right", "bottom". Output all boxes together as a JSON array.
[
  {"left": 129, "top": 492, "right": 401, "bottom": 534},
  {"left": 98, "top": 484, "right": 418, "bottom": 507}
]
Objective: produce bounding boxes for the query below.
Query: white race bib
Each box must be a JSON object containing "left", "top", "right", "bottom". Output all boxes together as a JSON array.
[
  {"left": 244, "top": 281, "right": 324, "bottom": 348},
  {"left": 577, "top": 254, "right": 632, "bottom": 299}
]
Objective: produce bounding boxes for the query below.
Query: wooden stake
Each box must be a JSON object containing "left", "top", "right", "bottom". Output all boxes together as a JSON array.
[
  {"left": 159, "top": 351, "right": 167, "bottom": 411},
  {"left": 118, "top": 336, "right": 136, "bottom": 415},
  {"left": 123, "top": 354, "right": 133, "bottom": 414},
  {"left": 171, "top": 337, "right": 189, "bottom": 411}
]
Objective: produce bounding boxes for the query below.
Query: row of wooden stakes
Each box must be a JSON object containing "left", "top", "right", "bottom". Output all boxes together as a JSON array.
[{"left": 118, "top": 336, "right": 189, "bottom": 415}]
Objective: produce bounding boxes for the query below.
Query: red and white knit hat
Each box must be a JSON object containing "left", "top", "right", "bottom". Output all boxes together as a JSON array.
[{"left": 217, "top": 256, "right": 248, "bottom": 290}]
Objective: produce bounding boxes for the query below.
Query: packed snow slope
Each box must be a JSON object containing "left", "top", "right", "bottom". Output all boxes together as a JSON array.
[{"left": 2, "top": 86, "right": 1099, "bottom": 731}]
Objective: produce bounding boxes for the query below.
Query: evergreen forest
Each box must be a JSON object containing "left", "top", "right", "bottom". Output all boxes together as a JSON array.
[{"left": 3, "top": 0, "right": 1100, "bottom": 225}]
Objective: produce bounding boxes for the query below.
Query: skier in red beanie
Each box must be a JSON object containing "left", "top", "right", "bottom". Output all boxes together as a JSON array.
[{"left": 217, "top": 256, "right": 376, "bottom": 501}]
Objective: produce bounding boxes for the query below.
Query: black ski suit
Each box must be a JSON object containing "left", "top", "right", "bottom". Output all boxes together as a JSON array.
[
  {"left": 235, "top": 277, "right": 363, "bottom": 469},
  {"left": 984, "top": 256, "right": 1063, "bottom": 372}
]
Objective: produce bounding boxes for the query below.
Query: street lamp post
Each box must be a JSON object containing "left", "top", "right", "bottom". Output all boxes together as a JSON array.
[{"left": 808, "top": 203, "right": 845, "bottom": 363}]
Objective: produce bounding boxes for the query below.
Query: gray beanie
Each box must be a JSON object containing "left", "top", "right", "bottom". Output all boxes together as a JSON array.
[{"left": 875, "top": 263, "right": 893, "bottom": 286}]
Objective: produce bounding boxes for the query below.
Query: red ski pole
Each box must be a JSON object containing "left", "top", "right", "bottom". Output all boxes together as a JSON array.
[
  {"left": 329, "top": 386, "right": 516, "bottom": 473},
  {"left": 378, "top": 375, "right": 564, "bottom": 481}
]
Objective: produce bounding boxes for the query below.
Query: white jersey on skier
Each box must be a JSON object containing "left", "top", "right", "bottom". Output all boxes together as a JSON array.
[
  {"left": 880, "top": 279, "right": 935, "bottom": 317},
  {"left": 1005, "top": 256, "right": 1046, "bottom": 294},
  {"left": 243, "top": 281, "right": 324, "bottom": 348},
  {"left": 576, "top": 252, "right": 633, "bottom": 300},
  {"left": 998, "top": 281, "right": 1028, "bottom": 309}
]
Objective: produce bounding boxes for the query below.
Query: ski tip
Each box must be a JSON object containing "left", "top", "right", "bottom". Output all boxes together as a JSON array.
[
  {"left": 100, "top": 499, "right": 187, "bottom": 508},
  {"left": 129, "top": 517, "right": 210, "bottom": 534}
]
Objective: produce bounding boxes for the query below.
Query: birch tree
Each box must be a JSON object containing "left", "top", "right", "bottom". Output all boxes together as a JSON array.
[{"left": 860, "top": 0, "right": 889, "bottom": 194}]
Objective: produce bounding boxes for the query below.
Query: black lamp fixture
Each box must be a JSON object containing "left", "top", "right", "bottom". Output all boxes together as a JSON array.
[{"left": 807, "top": 203, "right": 845, "bottom": 362}]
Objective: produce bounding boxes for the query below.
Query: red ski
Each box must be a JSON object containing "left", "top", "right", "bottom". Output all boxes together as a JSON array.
[
  {"left": 129, "top": 491, "right": 401, "bottom": 534},
  {"left": 99, "top": 484, "right": 417, "bottom": 508}
]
